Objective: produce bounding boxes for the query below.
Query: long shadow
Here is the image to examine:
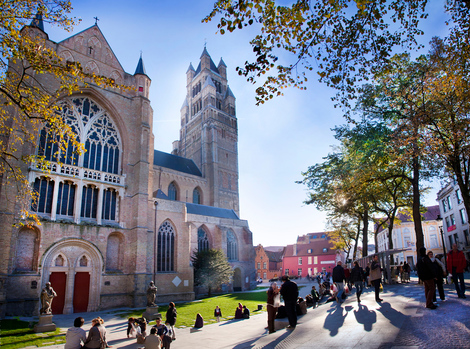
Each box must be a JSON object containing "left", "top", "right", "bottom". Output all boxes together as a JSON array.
[
  {"left": 323, "top": 303, "right": 351, "bottom": 336},
  {"left": 232, "top": 330, "right": 291, "bottom": 349},
  {"left": 375, "top": 302, "right": 406, "bottom": 328},
  {"left": 353, "top": 303, "right": 376, "bottom": 331}
]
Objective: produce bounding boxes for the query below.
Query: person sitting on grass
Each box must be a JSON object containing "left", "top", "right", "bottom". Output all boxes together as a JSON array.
[
  {"left": 194, "top": 313, "right": 204, "bottom": 328},
  {"left": 242, "top": 305, "right": 250, "bottom": 319}
]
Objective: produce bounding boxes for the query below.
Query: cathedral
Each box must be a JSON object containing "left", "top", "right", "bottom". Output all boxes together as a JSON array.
[{"left": 0, "top": 17, "right": 256, "bottom": 316}]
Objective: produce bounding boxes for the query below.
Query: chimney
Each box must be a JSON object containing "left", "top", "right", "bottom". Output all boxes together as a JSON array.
[{"left": 293, "top": 244, "right": 297, "bottom": 256}]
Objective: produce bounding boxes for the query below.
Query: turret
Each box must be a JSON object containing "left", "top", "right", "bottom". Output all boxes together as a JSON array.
[
  {"left": 218, "top": 58, "right": 227, "bottom": 80},
  {"left": 186, "top": 63, "right": 195, "bottom": 85},
  {"left": 134, "top": 53, "right": 151, "bottom": 99}
]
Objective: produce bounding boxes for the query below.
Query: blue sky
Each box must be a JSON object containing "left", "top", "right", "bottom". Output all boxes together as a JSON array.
[{"left": 44, "top": 1, "right": 449, "bottom": 247}]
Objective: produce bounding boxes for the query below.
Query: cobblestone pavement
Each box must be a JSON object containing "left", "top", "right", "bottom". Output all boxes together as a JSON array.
[{"left": 20, "top": 274, "right": 470, "bottom": 349}]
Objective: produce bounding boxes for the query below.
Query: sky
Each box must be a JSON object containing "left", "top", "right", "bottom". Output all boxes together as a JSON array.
[{"left": 44, "top": 0, "right": 450, "bottom": 247}]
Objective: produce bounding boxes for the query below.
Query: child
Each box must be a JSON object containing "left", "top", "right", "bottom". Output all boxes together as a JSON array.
[{"left": 214, "top": 306, "right": 222, "bottom": 322}]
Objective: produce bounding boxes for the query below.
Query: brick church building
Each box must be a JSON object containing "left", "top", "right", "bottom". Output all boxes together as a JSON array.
[{"left": 0, "top": 17, "right": 255, "bottom": 316}]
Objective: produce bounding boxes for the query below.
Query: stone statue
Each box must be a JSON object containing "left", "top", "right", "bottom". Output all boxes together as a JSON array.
[
  {"left": 146, "top": 281, "right": 157, "bottom": 307},
  {"left": 40, "top": 282, "right": 57, "bottom": 315}
]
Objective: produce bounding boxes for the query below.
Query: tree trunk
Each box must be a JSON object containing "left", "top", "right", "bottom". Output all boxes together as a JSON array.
[
  {"left": 352, "top": 219, "right": 361, "bottom": 261},
  {"left": 208, "top": 286, "right": 212, "bottom": 297},
  {"left": 362, "top": 207, "right": 369, "bottom": 257},
  {"left": 412, "top": 156, "right": 424, "bottom": 260}
]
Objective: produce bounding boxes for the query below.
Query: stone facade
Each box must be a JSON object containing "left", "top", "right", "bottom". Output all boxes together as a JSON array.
[{"left": 0, "top": 21, "right": 255, "bottom": 317}]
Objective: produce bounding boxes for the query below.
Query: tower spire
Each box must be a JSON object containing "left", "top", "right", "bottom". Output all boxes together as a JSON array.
[
  {"left": 30, "top": 12, "right": 44, "bottom": 32},
  {"left": 134, "top": 52, "right": 147, "bottom": 75}
]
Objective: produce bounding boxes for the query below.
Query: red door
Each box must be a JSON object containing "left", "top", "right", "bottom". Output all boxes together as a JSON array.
[
  {"left": 49, "top": 272, "right": 67, "bottom": 314},
  {"left": 73, "top": 272, "right": 90, "bottom": 313}
]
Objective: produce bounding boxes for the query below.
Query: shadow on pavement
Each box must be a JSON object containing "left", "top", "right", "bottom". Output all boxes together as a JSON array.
[
  {"left": 353, "top": 303, "right": 376, "bottom": 331},
  {"left": 322, "top": 303, "right": 353, "bottom": 336},
  {"left": 232, "top": 330, "right": 292, "bottom": 349},
  {"left": 376, "top": 302, "right": 406, "bottom": 328}
]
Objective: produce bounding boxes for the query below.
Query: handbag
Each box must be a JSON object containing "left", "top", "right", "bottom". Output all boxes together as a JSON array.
[{"left": 273, "top": 293, "right": 281, "bottom": 308}]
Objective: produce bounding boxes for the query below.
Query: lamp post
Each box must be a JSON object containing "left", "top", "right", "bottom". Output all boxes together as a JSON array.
[{"left": 436, "top": 214, "right": 448, "bottom": 283}]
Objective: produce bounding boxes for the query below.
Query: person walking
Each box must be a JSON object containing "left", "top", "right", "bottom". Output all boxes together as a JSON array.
[
  {"left": 332, "top": 261, "right": 345, "bottom": 304},
  {"left": 280, "top": 275, "right": 299, "bottom": 330},
  {"left": 350, "top": 261, "right": 364, "bottom": 303},
  {"left": 417, "top": 247, "right": 437, "bottom": 309},
  {"left": 266, "top": 282, "right": 280, "bottom": 334},
  {"left": 370, "top": 255, "right": 383, "bottom": 302},
  {"left": 165, "top": 302, "right": 177, "bottom": 340},
  {"left": 428, "top": 251, "right": 446, "bottom": 302},
  {"left": 310, "top": 285, "right": 320, "bottom": 308},
  {"left": 447, "top": 243, "right": 467, "bottom": 298}
]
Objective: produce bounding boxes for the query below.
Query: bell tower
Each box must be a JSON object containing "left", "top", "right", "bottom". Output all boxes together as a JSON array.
[{"left": 174, "top": 48, "right": 239, "bottom": 215}]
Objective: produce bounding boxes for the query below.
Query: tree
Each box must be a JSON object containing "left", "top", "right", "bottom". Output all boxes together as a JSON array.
[
  {"left": 1, "top": 1, "right": 120, "bottom": 225},
  {"left": 191, "top": 248, "right": 234, "bottom": 297},
  {"left": 204, "top": 1, "right": 469, "bottom": 106}
]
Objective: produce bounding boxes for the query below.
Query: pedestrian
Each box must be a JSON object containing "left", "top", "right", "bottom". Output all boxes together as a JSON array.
[
  {"left": 65, "top": 317, "right": 86, "bottom": 349},
  {"left": 365, "top": 263, "right": 371, "bottom": 288},
  {"left": 194, "top": 313, "right": 204, "bottom": 329},
  {"left": 310, "top": 285, "right": 320, "bottom": 308},
  {"left": 403, "top": 262, "right": 410, "bottom": 282},
  {"left": 417, "top": 247, "right": 437, "bottom": 309},
  {"left": 152, "top": 317, "right": 172, "bottom": 349},
  {"left": 447, "top": 243, "right": 467, "bottom": 298},
  {"left": 370, "top": 255, "right": 383, "bottom": 302},
  {"left": 332, "top": 261, "right": 345, "bottom": 303},
  {"left": 214, "top": 305, "right": 222, "bottom": 322},
  {"left": 428, "top": 251, "right": 446, "bottom": 302},
  {"left": 280, "top": 275, "right": 299, "bottom": 329},
  {"left": 144, "top": 327, "right": 162, "bottom": 349},
  {"left": 350, "top": 261, "right": 364, "bottom": 303},
  {"left": 165, "top": 302, "right": 177, "bottom": 340},
  {"left": 83, "top": 318, "right": 107, "bottom": 349},
  {"left": 344, "top": 266, "right": 351, "bottom": 290},
  {"left": 266, "top": 282, "right": 280, "bottom": 334},
  {"left": 127, "top": 317, "right": 138, "bottom": 338}
]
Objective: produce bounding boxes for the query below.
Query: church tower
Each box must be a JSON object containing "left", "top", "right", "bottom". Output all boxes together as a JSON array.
[{"left": 174, "top": 48, "right": 239, "bottom": 215}]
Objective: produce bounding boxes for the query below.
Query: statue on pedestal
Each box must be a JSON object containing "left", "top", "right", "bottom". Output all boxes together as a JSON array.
[
  {"left": 146, "top": 281, "right": 157, "bottom": 307},
  {"left": 40, "top": 282, "right": 57, "bottom": 315}
]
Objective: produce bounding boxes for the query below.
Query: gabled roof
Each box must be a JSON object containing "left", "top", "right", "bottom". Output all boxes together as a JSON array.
[
  {"left": 153, "top": 150, "right": 202, "bottom": 177},
  {"left": 58, "top": 24, "right": 125, "bottom": 72},
  {"left": 376, "top": 205, "right": 441, "bottom": 232},
  {"left": 186, "top": 203, "right": 239, "bottom": 220},
  {"left": 284, "top": 238, "right": 335, "bottom": 258},
  {"left": 265, "top": 250, "right": 284, "bottom": 263}
]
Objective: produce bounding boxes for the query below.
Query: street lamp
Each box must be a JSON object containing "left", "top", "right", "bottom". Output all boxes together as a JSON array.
[{"left": 436, "top": 214, "right": 448, "bottom": 282}]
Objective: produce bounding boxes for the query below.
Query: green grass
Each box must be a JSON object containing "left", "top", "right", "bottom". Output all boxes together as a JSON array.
[
  {"left": 124, "top": 290, "right": 269, "bottom": 328},
  {"left": 0, "top": 319, "right": 66, "bottom": 349}
]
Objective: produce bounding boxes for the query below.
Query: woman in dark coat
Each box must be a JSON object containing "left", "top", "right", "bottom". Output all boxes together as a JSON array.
[{"left": 165, "top": 302, "right": 177, "bottom": 340}]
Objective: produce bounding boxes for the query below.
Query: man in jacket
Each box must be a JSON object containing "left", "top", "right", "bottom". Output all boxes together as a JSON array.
[
  {"left": 65, "top": 317, "right": 86, "bottom": 349},
  {"left": 417, "top": 247, "right": 437, "bottom": 309},
  {"left": 280, "top": 275, "right": 299, "bottom": 329},
  {"left": 332, "top": 261, "right": 346, "bottom": 304},
  {"left": 370, "top": 255, "right": 383, "bottom": 302},
  {"left": 447, "top": 243, "right": 467, "bottom": 298},
  {"left": 350, "top": 261, "right": 364, "bottom": 303}
]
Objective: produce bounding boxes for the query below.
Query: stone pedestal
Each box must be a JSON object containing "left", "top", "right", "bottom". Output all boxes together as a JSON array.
[
  {"left": 142, "top": 306, "right": 160, "bottom": 322},
  {"left": 34, "top": 314, "right": 56, "bottom": 333}
]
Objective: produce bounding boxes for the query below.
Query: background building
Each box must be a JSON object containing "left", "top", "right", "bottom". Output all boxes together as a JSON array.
[
  {"left": 282, "top": 232, "right": 339, "bottom": 278},
  {"left": 254, "top": 245, "right": 284, "bottom": 281},
  {"left": 437, "top": 180, "right": 470, "bottom": 261},
  {"left": 376, "top": 205, "right": 443, "bottom": 268},
  {"left": 0, "top": 19, "right": 255, "bottom": 316}
]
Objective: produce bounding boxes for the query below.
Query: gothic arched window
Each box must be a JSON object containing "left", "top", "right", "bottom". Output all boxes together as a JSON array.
[
  {"left": 227, "top": 230, "right": 238, "bottom": 261},
  {"left": 81, "top": 185, "right": 99, "bottom": 219},
  {"left": 79, "top": 256, "right": 88, "bottom": 267},
  {"left": 102, "top": 188, "right": 117, "bottom": 221},
  {"left": 31, "top": 178, "right": 54, "bottom": 214},
  {"left": 56, "top": 181, "right": 76, "bottom": 217},
  {"left": 55, "top": 255, "right": 65, "bottom": 266},
  {"left": 157, "top": 221, "right": 175, "bottom": 272},
  {"left": 168, "top": 182, "right": 177, "bottom": 201},
  {"left": 193, "top": 187, "right": 201, "bottom": 204},
  {"left": 198, "top": 227, "right": 209, "bottom": 252}
]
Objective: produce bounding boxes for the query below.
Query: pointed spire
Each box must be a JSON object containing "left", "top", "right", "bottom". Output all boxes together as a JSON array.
[
  {"left": 200, "top": 46, "right": 210, "bottom": 59},
  {"left": 30, "top": 12, "right": 44, "bottom": 32},
  {"left": 187, "top": 63, "right": 195, "bottom": 73},
  {"left": 134, "top": 52, "right": 147, "bottom": 75},
  {"left": 225, "top": 86, "right": 236, "bottom": 99},
  {"left": 218, "top": 58, "right": 227, "bottom": 67}
]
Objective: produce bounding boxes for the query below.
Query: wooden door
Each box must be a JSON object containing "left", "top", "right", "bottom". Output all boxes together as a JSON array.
[
  {"left": 73, "top": 272, "right": 90, "bottom": 313},
  {"left": 49, "top": 272, "right": 67, "bottom": 314}
]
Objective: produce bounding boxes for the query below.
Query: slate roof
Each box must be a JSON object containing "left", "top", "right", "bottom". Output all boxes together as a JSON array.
[
  {"left": 134, "top": 55, "right": 147, "bottom": 75},
  {"left": 186, "top": 203, "right": 239, "bottom": 219},
  {"left": 376, "top": 205, "right": 440, "bottom": 231},
  {"left": 153, "top": 150, "right": 202, "bottom": 177},
  {"left": 284, "top": 237, "right": 335, "bottom": 258},
  {"left": 225, "top": 86, "right": 235, "bottom": 99},
  {"left": 30, "top": 12, "right": 44, "bottom": 32},
  {"left": 265, "top": 250, "right": 284, "bottom": 263},
  {"left": 195, "top": 48, "right": 220, "bottom": 75}
]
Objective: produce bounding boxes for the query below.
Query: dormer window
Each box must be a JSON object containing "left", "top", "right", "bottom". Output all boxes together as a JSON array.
[
  {"left": 323, "top": 248, "right": 328, "bottom": 253},
  {"left": 308, "top": 249, "right": 312, "bottom": 253}
]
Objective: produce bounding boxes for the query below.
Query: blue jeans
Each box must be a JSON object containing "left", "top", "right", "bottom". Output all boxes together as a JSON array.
[
  {"left": 335, "top": 282, "right": 344, "bottom": 302},
  {"left": 452, "top": 273, "right": 466, "bottom": 297},
  {"left": 354, "top": 281, "right": 363, "bottom": 300}
]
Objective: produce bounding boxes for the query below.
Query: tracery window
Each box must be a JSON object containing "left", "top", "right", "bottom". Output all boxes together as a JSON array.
[
  {"left": 56, "top": 181, "right": 76, "bottom": 216},
  {"left": 198, "top": 227, "right": 209, "bottom": 252},
  {"left": 157, "top": 221, "right": 175, "bottom": 272},
  {"left": 81, "top": 185, "right": 99, "bottom": 219},
  {"left": 31, "top": 178, "right": 54, "bottom": 214},
  {"left": 168, "top": 182, "right": 177, "bottom": 201},
  {"left": 193, "top": 187, "right": 201, "bottom": 204},
  {"left": 227, "top": 230, "right": 238, "bottom": 261},
  {"left": 102, "top": 189, "right": 117, "bottom": 221}
]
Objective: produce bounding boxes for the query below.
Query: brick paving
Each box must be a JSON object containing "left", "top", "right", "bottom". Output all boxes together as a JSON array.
[{"left": 18, "top": 273, "right": 470, "bottom": 349}]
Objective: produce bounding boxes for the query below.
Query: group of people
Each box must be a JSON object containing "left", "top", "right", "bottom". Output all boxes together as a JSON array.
[
  {"left": 266, "top": 274, "right": 299, "bottom": 334},
  {"left": 417, "top": 243, "right": 467, "bottom": 309},
  {"left": 65, "top": 316, "right": 110, "bottom": 349},
  {"left": 234, "top": 302, "right": 250, "bottom": 319}
]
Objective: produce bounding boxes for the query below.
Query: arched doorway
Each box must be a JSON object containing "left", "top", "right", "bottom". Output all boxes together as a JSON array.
[
  {"left": 233, "top": 268, "right": 242, "bottom": 292},
  {"left": 41, "top": 239, "right": 102, "bottom": 314}
]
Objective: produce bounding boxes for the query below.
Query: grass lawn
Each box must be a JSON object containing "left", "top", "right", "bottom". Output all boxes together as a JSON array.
[
  {"left": 124, "top": 290, "right": 269, "bottom": 328},
  {"left": 0, "top": 319, "right": 66, "bottom": 349}
]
